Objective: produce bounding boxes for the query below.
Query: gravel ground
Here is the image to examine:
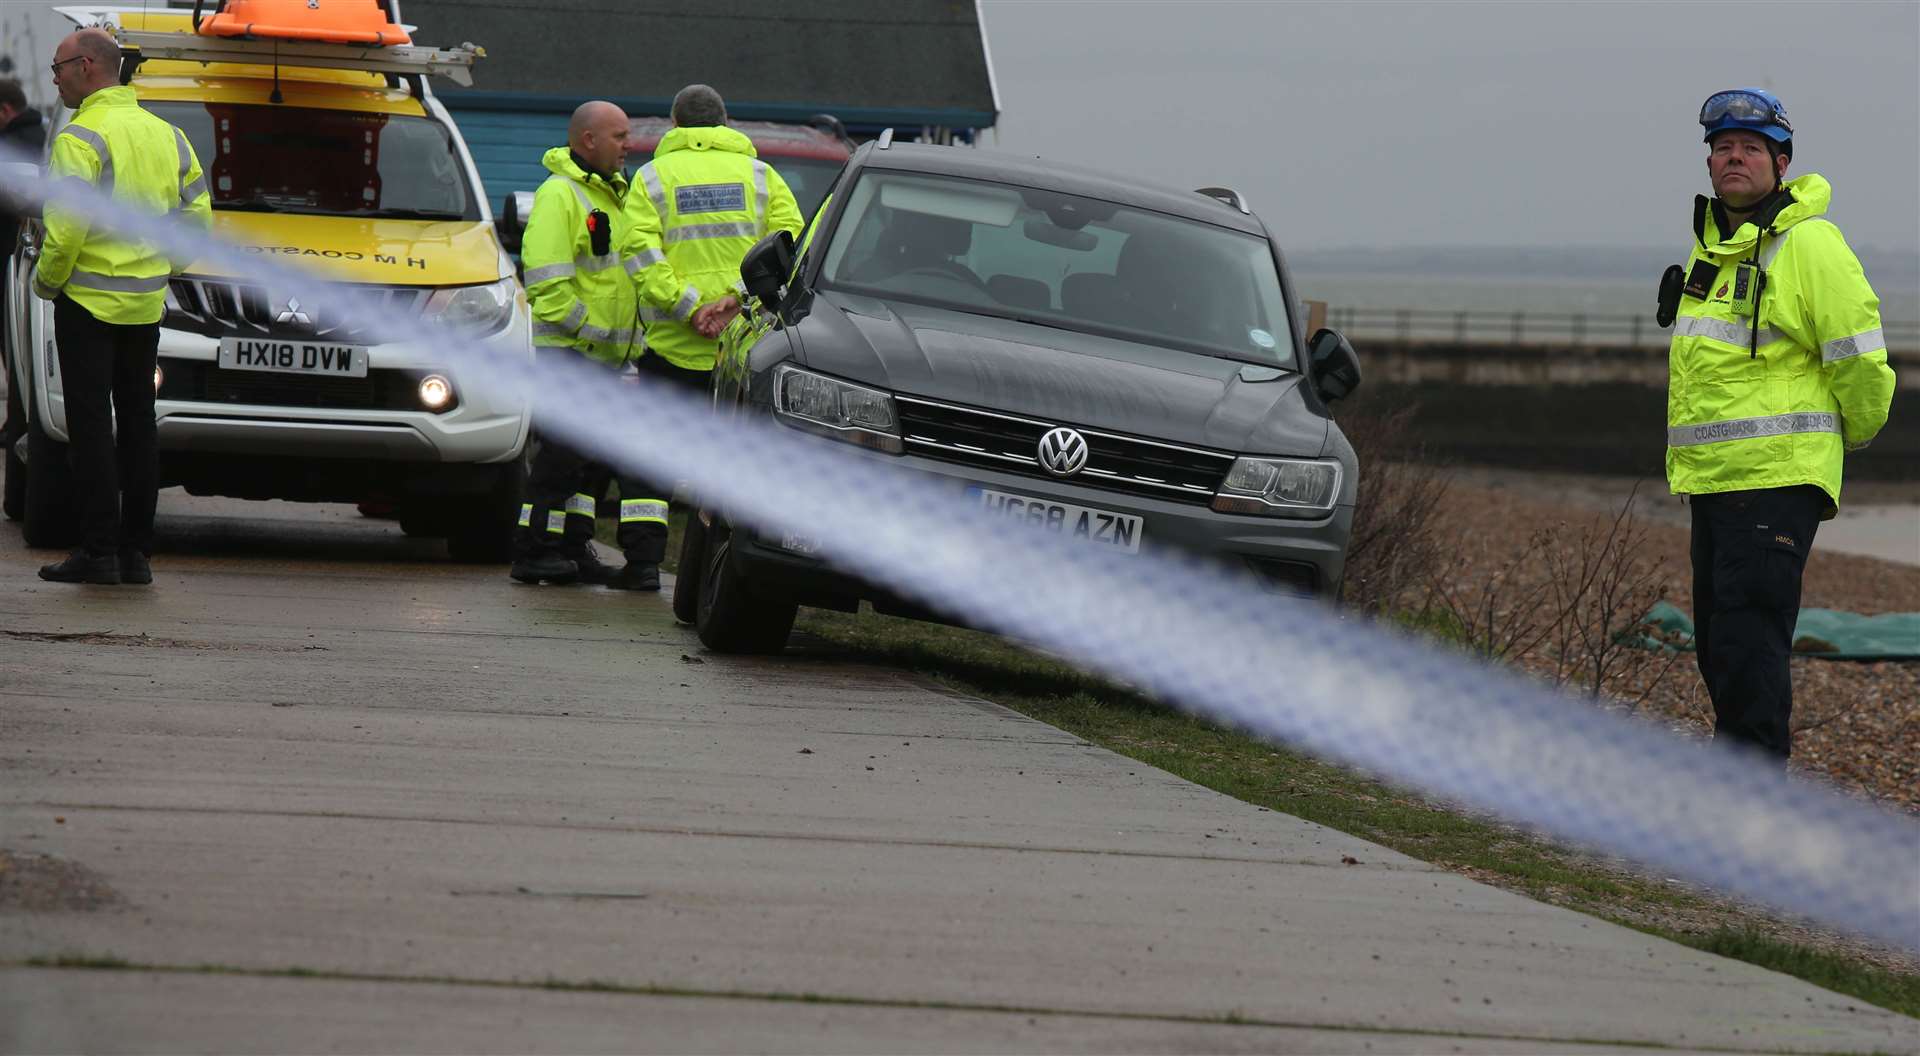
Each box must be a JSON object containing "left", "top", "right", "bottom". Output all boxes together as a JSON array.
[{"left": 1433, "top": 468, "right": 1919, "bottom": 812}]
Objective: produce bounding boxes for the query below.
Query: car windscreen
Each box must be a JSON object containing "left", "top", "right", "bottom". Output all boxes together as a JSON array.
[
  {"left": 148, "top": 102, "right": 478, "bottom": 221},
  {"left": 765, "top": 157, "right": 843, "bottom": 220},
  {"left": 819, "top": 170, "right": 1294, "bottom": 367}
]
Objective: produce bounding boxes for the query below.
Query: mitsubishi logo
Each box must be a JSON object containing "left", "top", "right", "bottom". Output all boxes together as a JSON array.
[
  {"left": 1036, "top": 427, "right": 1089, "bottom": 477},
  {"left": 275, "top": 297, "right": 312, "bottom": 327}
]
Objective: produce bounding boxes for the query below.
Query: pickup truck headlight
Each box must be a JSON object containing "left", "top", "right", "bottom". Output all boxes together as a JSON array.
[
  {"left": 425, "top": 279, "right": 517, "bottom": 337},
  {"left": 1211, "top": 456, "right": 1341, "bottom": 517},
  {"left": 772, "top": 365, "right": 902, "bottom": 454}
]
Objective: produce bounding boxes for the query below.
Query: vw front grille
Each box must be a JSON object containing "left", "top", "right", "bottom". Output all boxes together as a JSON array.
[{"left": 894, "top": 396, "right": 1232, "bottom": 504}]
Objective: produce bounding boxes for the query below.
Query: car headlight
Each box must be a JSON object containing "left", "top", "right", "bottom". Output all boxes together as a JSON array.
[
  {"left": 772, "top": 365, "right": 902, "bottom": 454},
  {"left": 1211, "top": 456, "right": 1341, "bottom": 517},
  {"left": 424, "top": 279, "right": 517, "bottom": 337}
]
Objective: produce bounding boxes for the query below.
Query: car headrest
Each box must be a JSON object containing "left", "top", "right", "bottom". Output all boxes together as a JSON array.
[{"left": 884, "top": 210, "right": 973, "bottom": 256}]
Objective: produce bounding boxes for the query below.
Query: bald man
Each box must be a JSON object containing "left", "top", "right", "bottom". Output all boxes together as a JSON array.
[
  {"left": 508, "top": 101, "right": 658, "bottom": 589},
  {"left": 34, "top": 28, "right": 208, "bottom": 585}
]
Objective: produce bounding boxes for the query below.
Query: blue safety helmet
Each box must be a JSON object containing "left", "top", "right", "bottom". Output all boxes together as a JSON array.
[{"left": 1700, "top": 88, "right": 1793, "bottom": 158}]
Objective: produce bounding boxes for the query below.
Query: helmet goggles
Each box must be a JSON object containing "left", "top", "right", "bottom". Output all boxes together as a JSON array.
[{"left": 1700, "top": 89, "right": 1793, "bottom": 144}]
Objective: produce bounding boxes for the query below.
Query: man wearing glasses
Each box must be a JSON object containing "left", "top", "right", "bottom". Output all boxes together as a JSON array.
[
  {"left": 32, "top": 27, "right": 210, "bottom": 585},
  {"left": 1663, "top": 88, "right": 1895, "bottom": 762}
]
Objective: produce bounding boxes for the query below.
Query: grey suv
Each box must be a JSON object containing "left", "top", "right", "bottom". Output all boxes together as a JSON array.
[{"left": 676, "top": 141, "right": 1363, "bottom": 653}]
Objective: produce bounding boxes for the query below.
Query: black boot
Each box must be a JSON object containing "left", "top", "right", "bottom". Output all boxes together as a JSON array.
[
  {"left": 570, "top": 547, "right": 617, "bottom": 586},
  {"left": 119, "top": 550, "right": 152, "bottom": 585},
  {"left": 40, "top": 550, "right": 121, "bottom": 585},
  {"left": 509, "top": 552, "right": 579, "bottom": 585},
  {"left": 608, "top": 561, "right": 660, "bottom": 592}
]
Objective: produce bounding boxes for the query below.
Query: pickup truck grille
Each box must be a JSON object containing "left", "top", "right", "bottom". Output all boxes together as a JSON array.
[
  {"left": 156, "top": 357, "right": 441, "bottom": 412},
  {"left": 166, "top": 279, "right": 431, "bottom": 342},
  {"left": 894, "top": 396, "right": 1232, "bottom": 505}
]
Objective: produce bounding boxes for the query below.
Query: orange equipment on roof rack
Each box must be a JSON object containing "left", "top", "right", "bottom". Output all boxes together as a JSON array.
[{"left": 195, "top": 0, "right": 412, "bottom": 46}]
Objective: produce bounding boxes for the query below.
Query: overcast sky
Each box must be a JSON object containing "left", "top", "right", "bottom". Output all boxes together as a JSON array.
[{"left": 978, "top": 1, "right": 1920, "bottom": 254}]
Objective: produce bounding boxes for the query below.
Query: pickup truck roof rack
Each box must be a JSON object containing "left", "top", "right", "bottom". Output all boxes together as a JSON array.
[
  {"left": 57, "top": 5, "right": 485, "bottom": 88},
  {"left": 1195, "top": 186, "right": 1251, "bottom": 215}
]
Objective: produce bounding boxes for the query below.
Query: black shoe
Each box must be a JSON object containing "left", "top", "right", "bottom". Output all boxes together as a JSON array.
[
  {"left": 508, "top": 553, "right": 579, "bottom": 584},
  {"left": 608, "top": 562, "right": 660, "bottom": 592},
  {"left": 570, "top": 549, "right": 617, "bottom": 586},
  {"left": 119, "top": 550, "right": 152, "bottom": 585},
  {"left": 39, "top": 550, "right": 121, "bottom": 585}
]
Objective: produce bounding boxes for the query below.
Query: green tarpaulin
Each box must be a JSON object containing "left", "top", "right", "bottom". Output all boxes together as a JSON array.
[{"left": 1641, "top": 601, "right": 1920, "bottom": 661}]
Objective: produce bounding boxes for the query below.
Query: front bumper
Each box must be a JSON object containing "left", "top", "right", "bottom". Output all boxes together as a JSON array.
[
  {"left": 728, "top": 427, "right": 1353, "bottom": 613},
  {"left": 42, "top": 316, "right": 532, "bottom": 465}
]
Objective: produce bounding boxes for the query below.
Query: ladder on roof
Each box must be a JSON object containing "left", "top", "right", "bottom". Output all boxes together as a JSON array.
[{"left": 55, "top": 6, "right": 485, "bottom": 87}]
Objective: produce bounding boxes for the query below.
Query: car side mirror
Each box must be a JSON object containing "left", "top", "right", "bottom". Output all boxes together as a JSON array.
[
  {"left": 1307, "top": 327, "right": 1361, "bottom": 403},
  {"left": 496, "top": 190, "right": 534, "bottom": 254},
  {"left": 740, "top": 229, "right": 795, "bottom": 313},
  {"left": 0, "top": 162, "right": 42, "bottom": 223}
]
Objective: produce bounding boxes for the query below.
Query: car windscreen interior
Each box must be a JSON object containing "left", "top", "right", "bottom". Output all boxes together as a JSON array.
[
  {"left": 149, "top": 102, "right": 478, "bottom": 220},
  {"left": 820, "top": 170, "right": 1294, "bottom": 367}
]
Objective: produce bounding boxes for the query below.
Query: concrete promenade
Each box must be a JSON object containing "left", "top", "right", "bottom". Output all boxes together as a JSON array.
[{"left": 1, "top": 497, "right": 1914, "bottom": 1053}]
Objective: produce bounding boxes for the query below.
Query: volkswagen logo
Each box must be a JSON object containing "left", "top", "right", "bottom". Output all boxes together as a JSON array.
[{"left": 1036, "top": 427, "right": 1089, "bottom": 477}]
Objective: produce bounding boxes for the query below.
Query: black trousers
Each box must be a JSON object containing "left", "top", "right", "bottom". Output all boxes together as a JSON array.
[
  {"left": 517, "top": 351, "right": 709, "bottom": 565},
  {"left": 53, "top": 294, "right": 159, "bottom": 557},
  {"left": 1689, "top": 484, "right": 1826, "bottom": 761}
]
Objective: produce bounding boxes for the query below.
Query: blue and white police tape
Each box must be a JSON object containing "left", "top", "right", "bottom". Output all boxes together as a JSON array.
[{"left": 2, "top": 151, "right": 1913, "bottom": 951}]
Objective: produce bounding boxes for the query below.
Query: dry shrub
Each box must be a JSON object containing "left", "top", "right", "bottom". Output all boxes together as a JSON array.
[
  {"left": 1431, "top": 483, "right": 1683, "bottom": 706},
  {"left": 1338, "top": 403, "right": 1452, "bottom": 615}
]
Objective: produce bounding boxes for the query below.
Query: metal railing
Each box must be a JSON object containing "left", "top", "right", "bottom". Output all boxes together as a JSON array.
[{"left": 1324, "top": 306, "right": 1920, "bottom": 352}]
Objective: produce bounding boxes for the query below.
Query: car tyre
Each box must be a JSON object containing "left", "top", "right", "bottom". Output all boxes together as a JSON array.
[
  {"left": 694, "top": 521, "right": 796, "bottom": 654},
  {"left": 3, "top": 369, "right": 24, "bottom": 521},
  {"left": 445, "top": 456, "right": 526, "bottom": 564},
  {"left": 22, "top": 401, "right": 79, "bottom": 549},
  {"left": 3, "top": 436, "right": 23, "bottom": 521},
  {"left": 670, "top": 508, "right": 708, "bottom": 626}
]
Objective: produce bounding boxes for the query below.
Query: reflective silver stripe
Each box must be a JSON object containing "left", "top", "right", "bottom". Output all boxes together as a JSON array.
[
  {"left": 532, "top": 321, "right": 575, "bottom": 338},
  {"left": 1668, "top": 412, "right": 1841, "bottom": 447},
  {"left": 576, "top": 323, "right": 637, "bottom": 344},
  {"left": 522, "top": 261, "right": 576, "bottom": 286},
  {"left": 638, "top": 163, "right": 669, "bottom": 220},
  {"left": 577, "top": 252, "right": 621, "bottom": 273},
  {"left": 61, "top": 125, "right": 111, "bottom": 192},
  {"left": 1758, "top": 227, "right": 1791, "bottom": 269},
  {"left": 751, "top": 160, "right": 769, "bottom": 235},
  {"left": 672, "top": 286, "right": 701, "bottom": 322},
  {"left": 639, "top": 307, "right": 673, "bottom": 323},
  {"left": 1673, "top": 314, "right": 1781, "bottom": 347},
  {"left": 663, "top": 221, "right": 758, "bottom": 244},
  {"left": 180, "top": 175, "right": 207, "bottom": 204},
  {"left": 567, "top": 181, "right": 592, "bottom": 210},
  {"left": 545, "top": 511, "right": 566, "bottom": 534},
  {"left": 619, "top": 499, "right": 669, "bottom": 523},
  {"left": 68, "top": 270, "right": 167, "bottom": 293},
  {"left": 1823, "top": 328, "right": 1885, "bottom": 364},
  {"left": 516, "top": 503, "right": 533, "bottom": 528},
  {"left": 625, "top": 247, "right": 666, "bottom": 274},
  {"left": 565, "top": 493, "right": 596, "bottom": 517},
  {"left": 560, "top": 300, "right": 588, "bottom": 331},
  {"left": 172, "top": 128, "right": 193, "bottom": 205}
]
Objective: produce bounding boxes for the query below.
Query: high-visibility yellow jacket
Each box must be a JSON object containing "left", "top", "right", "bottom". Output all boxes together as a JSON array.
[
  {"left": 1667, "top": 174, "right": 1896, "bottom": 514},
  {"left": 522, "top": 148, "right": 644, "bottom": 365},
  {"left": 627, "top": 125, "right": 803, "bottom": 370},
  {"left": 33, "top": 85, "right": 211, "bottom": 324}
]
